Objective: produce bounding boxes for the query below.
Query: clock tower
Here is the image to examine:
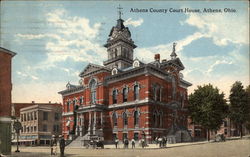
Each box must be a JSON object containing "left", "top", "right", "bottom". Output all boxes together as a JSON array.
[{"left": 103, "top": 6, "right": 137, "bottom": 69}]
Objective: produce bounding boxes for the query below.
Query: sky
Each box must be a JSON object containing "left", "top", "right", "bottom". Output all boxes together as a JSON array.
[{"left": 0, "top": 1, "right": 249, "bottom": 103}]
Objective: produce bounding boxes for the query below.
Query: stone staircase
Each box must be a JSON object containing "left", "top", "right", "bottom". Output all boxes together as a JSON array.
[{"left": 66, "top": 134, "right": 88, "bottom": 148}]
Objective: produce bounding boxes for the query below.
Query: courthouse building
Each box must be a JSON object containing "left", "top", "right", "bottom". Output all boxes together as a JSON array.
[
  {"left": 59, "top": 15, "right": 192, "bottom": 143},
  {"left": 0, "top": 47, "right": 16, "bottom": 154}
]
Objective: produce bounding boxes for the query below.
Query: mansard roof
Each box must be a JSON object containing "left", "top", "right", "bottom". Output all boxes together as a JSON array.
[
  {"left": 104, "top": 18, "right": 136, "bottom": 48},
  {"left": 79, "top": 63, "right": 111, "bottom": 77},
  {"left": 58, "top": 84, "right": 84, "bottom": 96},
  {"left": 161, "top": 58, "right": 185, "bottom": 71}
]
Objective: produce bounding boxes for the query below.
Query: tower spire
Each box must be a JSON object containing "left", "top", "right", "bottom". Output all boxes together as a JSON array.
[
  {"left": 117, "top": 5, "right": 123, "bottom": 19},
  {"left": 170, "top": 42, "right": 177, "bottom": 59}
]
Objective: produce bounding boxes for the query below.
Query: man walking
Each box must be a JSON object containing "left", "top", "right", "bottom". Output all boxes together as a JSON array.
[
  {"left": 115, "top": 138, "right": 119, "bottom": 149},
  {"left": 59, "top": 135, "right": 65, "bottom": 157},
  {"left": 131, "top": 138, "right": 135, "bottom": 149}
]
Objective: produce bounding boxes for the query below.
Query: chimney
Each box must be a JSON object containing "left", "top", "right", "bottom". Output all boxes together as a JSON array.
[
  {"left": 32, "top": 101, "right": 35, "bottom": 104},
  {"left": 154, "top": 54, "right": 160, "bottom": 61},
  {"left": 49, "top": 101, "right": 51, "bottom": 104}
]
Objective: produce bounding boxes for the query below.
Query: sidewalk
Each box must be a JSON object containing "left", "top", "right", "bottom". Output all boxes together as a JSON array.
[{"left": 68, "top": 140, "right": 210, "bottom": 149}]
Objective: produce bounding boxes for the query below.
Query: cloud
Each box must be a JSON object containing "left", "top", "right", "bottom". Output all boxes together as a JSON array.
[
  {"left": 124, "top": 18, "right": 144, "bottom": 27},
  {"left": 207, "top": 59, "right": 233, "bottom": 74},
  {"left": 17, "top": 71, "right": 39, "bottom": 80},
  {"left": 183, "top": 13, "right": 249, "bottom": 46},
  {"left": 16, "top": 8, "right": 106, "bottom": 70}
]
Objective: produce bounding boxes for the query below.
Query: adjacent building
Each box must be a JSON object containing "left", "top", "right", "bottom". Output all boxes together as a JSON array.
[
  {"left": 16, "top": 103, "right": 62, "bottom": 146},
  {"left": 59, "top": 15, "right": 192, "bottom": 144},
  {"left": 0, "top": 47, "right": 16, "bottom": 155}
]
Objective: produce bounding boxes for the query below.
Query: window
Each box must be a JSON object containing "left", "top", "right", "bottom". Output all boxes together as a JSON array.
[
  {"left": 21, "top": 114, "right": 23, "bottom": 122},
  {"left": 34, "top": 126, "right": 37, "bottom": 132},
  {"left": 134, "top": 111, "right": 139, "bottom": 126},
  {"left": 43, "top": 112, "right": 48, "bottom": 121},
  {"left": 34, "top": 112, "right": 37, "bottom": 120},
  {"left": 224, "top": 129, "right": 228, "bottom": 135},
  {"left": 224, "top": 121, "right": 228, "bottom": 127},
  {"left": 42, "top": 125, "right": 47, "bottom": 132},
  {"left": 24, "top": 125, "right": 26, "bottom": 132},
  {"left": 27, "top": 126, "right": 29, "bottom": 132},
  {"left": 79, "top": 97, "right": 83, "bottom": 106},
  {"left": 123, "top": 88, "right": 128, "bottom": 102},
  {"left": 67, "top": 101, "right": 70, "bottom": 112},
  {"left": 112, "top": 133, "right": 117, "bottom": 141},
  {"left": 112, "top": 112, "right": 117, "bottom": 126},
  {"left": 153, "top": 84, "right": 161, "bottom": 101},
  {"left": 55, "top": 113, "right": 59, "bottom": 121},
  {"left": 123, "top": 133, "right": 128, "bottom": 140},
  {"left": 90, "top": 79, "right": 97, "bottom": 104},
  {"left": 159, "top": 113, "right": 163, "bottom": 127},
  {"left": 134, "top": 133, "right": 139, "bottom": 141},
  {"left": 157, "top": 88, "right": 161, "bottom": 101},
  {"left": 153, "top": 111, "right": 158, "bottom": 127},
  {"left": 194, "top": 129, "right": 201, "bottom": 137},
  {"left": 134, "top": 85, "right": 139, "bottom": 100},
  {"left": 31, "top": 112, "right": 33, "bottom": 120},
  {"left": 123, "top": 112, "right": 128, "bottom": 126},
  {"left": 30, "top": 126, "right": 33, "bottom": 132},
  {"left": 112, "top": 89, "right": 118, "bottom": 104},
  {"left": 53, "top": 125, "right": 60, "bottom": 132},
  {"left": 27, "top": 113, "right": 30, "bottom": 121}
]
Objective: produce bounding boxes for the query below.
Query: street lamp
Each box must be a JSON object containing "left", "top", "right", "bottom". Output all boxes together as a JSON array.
[{"left": 13, "top": 120, "right": 22, "bottom": 153}]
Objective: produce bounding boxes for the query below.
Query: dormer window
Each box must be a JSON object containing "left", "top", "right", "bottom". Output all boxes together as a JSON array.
[
  {"left": 112, "top": 68, "right": 118, "bottom": 75},
  {"left": 133, "top": 60, "right": 140, "bottom": 68}
]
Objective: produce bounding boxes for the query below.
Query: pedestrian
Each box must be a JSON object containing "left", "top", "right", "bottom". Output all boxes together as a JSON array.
[
  {"left": 115, "top": 138, "right": 119, "bottom": 149},
  {"left": 141, "top": 138, "right": 145, "bottom": 148},
  {"left": 131, "top": 138, "right": 135, "bottom": 149},
  {"left": 162, "top": 137, "right": 166, "bottom": 148},
  {"left": 158, "top": 137, "right": 162, "bottom": 148},
  {"left": 59, "top": 135, "right": 65, "bottom": 157},
  {"left": 124, "top": 138, "right": 129, "bottom": 149},
  {"left": 50, "top": 135, "right": 55, "bottom": 155},
  {"left": 155, "top": 136, "right": 158, "bottom": 145},
  {"left": 53, "top": 137, "right": 57, "bottom": 155}
]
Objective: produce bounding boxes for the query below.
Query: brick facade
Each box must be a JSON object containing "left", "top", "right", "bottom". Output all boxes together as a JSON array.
[
  {"left": 0, "top": 47, "right": 16, "bottom": 155},
  {"left": 59, "top": 17, "right": 192, "bottom": 144}
]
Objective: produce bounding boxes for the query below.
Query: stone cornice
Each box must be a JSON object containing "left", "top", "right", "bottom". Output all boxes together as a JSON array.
[{"left": 58, "top": 85, "right": 84, "bottom": 96}]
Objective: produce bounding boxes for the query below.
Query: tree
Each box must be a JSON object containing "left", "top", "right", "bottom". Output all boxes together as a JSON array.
[
  {"left": 245, "top": 85, "right": 250, "bottom": 131},
  {"left": 188, "top": 84, "right": 227, "bottom": 141},
  {"left": 229, "top": 81, "right": 249, "bottom": 138}
]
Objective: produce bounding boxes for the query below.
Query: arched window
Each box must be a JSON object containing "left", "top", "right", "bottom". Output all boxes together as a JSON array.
[
  {"left": 112, "top": 89, "right": 118, "bottom": 104},
  {"left": 112, "top": 112, "right": 117, "bottom": 127},
  {"left": 67, "top": 101, "right": 70, "bottom": 112},
  {"left": 153, "top": 84, "right": 161, "bottom": 101},
  {"left": 89, "top": 79, "right": 97, "bottom": 104},
  {"left": 123, "top": 88, "right": 128, "bottom": 102},
  {"left": 159, "top": 112, "right": 163, "bottom": 127},
  {"left": 153, "top": 86, "right": 157, "bottom": 101},
  {"left": 153, "top": 111, "right": 158, "bottom": 127},
  {"left": 123, "top": 112, "right": 128, "bottom": 126},
  {"left": 134, "top": 85, "right": 139, "bottom": 100},
  {"left": 134, "top": 111, "right": 139, "bottom": 126}
]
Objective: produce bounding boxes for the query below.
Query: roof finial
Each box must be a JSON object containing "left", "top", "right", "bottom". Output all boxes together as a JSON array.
[
  {"left": 170, "top": 42, "right": 177, "bottom": 59},
  {"left": 117, "top": 4, "right": 123, "bottom": 19}
]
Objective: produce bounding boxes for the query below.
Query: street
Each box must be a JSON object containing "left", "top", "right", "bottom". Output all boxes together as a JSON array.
[{"left": 7, "top": 138, "right": 250, "bottom": 157}]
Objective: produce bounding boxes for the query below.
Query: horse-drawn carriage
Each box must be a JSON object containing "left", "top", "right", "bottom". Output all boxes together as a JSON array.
[{"left": 83, "top": 135, "right": 104, "bottom": 149}]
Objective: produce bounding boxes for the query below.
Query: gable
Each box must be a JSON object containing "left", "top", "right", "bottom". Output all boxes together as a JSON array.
[{"left": 79, "top": 63, "right": 110, "bottom": 77}]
